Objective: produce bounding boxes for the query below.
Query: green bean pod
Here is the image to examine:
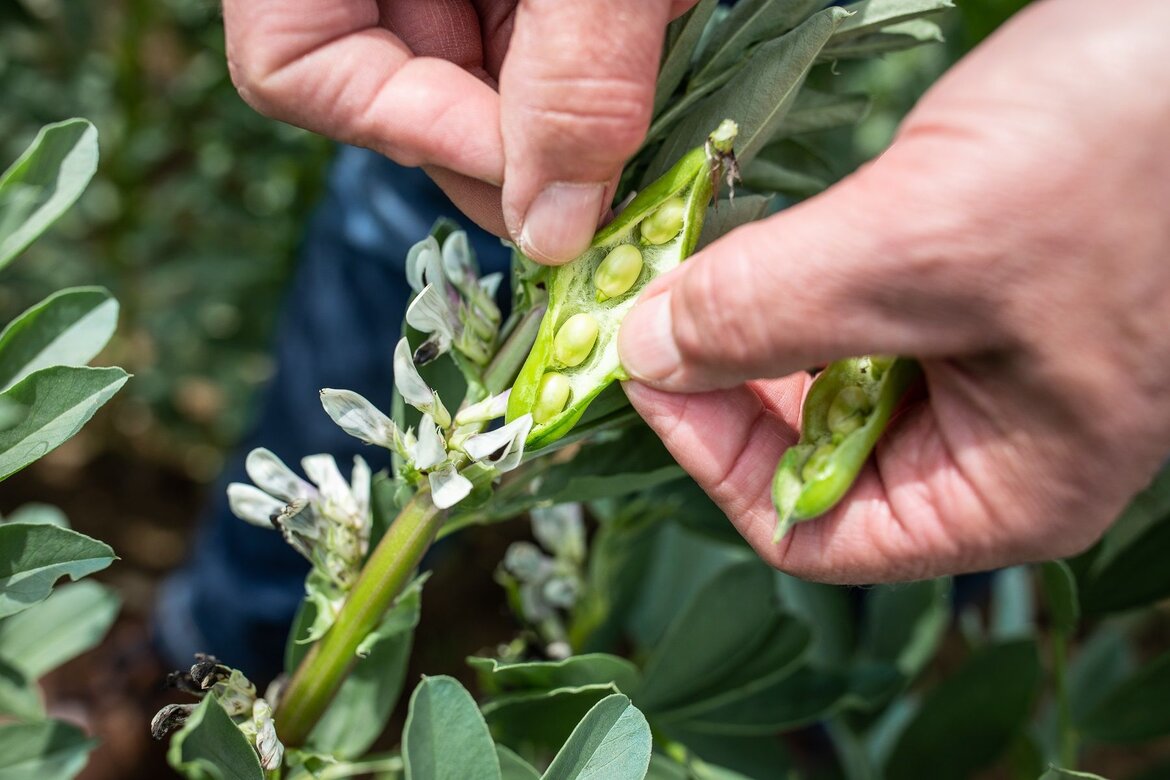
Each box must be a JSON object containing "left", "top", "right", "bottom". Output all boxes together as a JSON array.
[
  {"left": 507, "top": 120, "right": 739, "bottom": 449},
  {"left": 771, "top": 356, "right": 920, "bottom": 541}
]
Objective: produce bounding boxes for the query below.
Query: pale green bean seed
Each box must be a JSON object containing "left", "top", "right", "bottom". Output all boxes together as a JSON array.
[
  {"left": 827, "top": 386, "right": 871, "bottom": 436},
  {"left": 553, "top": 313, "right": 599, "bottom": 367},
  {"left": 533, "top": 372, "right": 572, "bottom": 424},
  {"left": 640, "top": 197, "right": 686, "bottom": 245},
  {"left": 594, "top": 244, "right": 644, "bottom": 301},
  {"left": 800, "top": 442, "right": 837, "bottom": 482}
]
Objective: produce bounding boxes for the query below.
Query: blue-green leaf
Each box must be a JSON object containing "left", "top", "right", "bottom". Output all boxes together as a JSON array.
[
  {"left": 1079, "top": 651, "right": 1170, "bottom": 743},
  {"left": 0, "top": 365, "right": 128, "bottom": 480},
  {"left": 0, "top": 287, "right": 119, "bottom": 392},
  {"left": 0, "top": 119, "right": 99, "bottom": 271},
  {"left": 885, "top": 640, "right": 1042, "bottom": 778},
  {"left": 404, "top": 675, "right": 501, "bottom": 780},
  {"left": 541, "top": 694, "right": 651, "bottom": 780},
  {"left": 497, "top": 745, "right": 540, "bottom": 780},
  {"left": 0, "top": 657, "right": 42, "bottom": 721},
  {"left": 0, "top": 523, "right": 115, "bottom": 618},
  {"left": 167, "top": 696, "right": 264, "bottom": 780},
  {"left": 483, "top": 684, "right": 619, "bottom": 753},
  {"left": 0, "top": 580, "right": 119, "bottom": 679},
  {"left": 655, "top": 0, "right": 719, "bottom": 114},
  {"left": 470, "top": 654, "right": 641, "bottom": 696},
  {"left": 860, "top": 578, "right": 950, "bottom": 677},
  {"left": 0, "top": 719, "right": 95, "bottom": 780}
]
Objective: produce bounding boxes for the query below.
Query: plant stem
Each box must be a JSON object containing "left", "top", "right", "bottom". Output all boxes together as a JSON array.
[
  {"left": 274, "top": 487, "right": 443, "bottom": 746},
  {"left": 1052, "top": 629, "right": 1078, "bottom": 768}
]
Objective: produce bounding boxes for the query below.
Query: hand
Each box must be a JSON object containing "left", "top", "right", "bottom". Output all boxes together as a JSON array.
[
  {"left": 223, "top": 0, "right": 694, "bottom": 263},
  {"left": 618, "top": 0, "right": 1170, "bottom": 584}
]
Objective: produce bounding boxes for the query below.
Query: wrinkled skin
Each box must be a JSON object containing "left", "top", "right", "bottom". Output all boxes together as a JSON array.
[
  {"left": 619, "top": 0, "right": 1170, "bottom": 582},
  {"left": 226, "top": 0, "right": 1170, "bottom": 583}
]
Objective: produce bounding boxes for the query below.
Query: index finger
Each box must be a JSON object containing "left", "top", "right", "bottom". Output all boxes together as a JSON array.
[{"left": 224, "top": 0, "right": 505, "bottom": 184}]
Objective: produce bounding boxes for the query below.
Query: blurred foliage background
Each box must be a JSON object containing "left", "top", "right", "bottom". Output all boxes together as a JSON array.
[{"left": 1, "top": 0, "right": 331, "bottom": 484}]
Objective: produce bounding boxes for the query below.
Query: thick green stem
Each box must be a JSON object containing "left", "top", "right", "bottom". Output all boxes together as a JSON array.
[{"left": 275, "top": 488, "right": 443, "bottom": 746}]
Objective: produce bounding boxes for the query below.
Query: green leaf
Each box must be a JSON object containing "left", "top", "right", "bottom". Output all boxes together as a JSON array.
[
  {"left": 829, "top": 0, "right": 954, "bottom": 41},
  {"left": 860, "top": 578, "right": 950, "bottom": 677},
  {"left": 1, "top": 503, "right": 69, "bottom": 527},
  {"left": 635, "top": 560, "right": 784, "bottom": 712},
  {"left": 741, "top": 158, "right": 828, "bottom": 197},
  {"left": 497, "top": 745, "right": 540, "bottom": 780},
  {"left": 470, "top": 654, "right": 641, "bottom": 696},
  {"left": 0, "top": 119, "right": 99, "bottom": 271},
  {"left": 1067, "top": 625, "right": 1134, "bottom": 725},
  {"left": 0, "top": 523, "right": 115, "bottom": 618},
  {"left": 691, "top": 0, "right": 825, "bottom": 87},
  {"left": 1080, "top": 464, "right": 1170, "bottom": 613},
  {"left": 167, "top": 696, "right": 265, "bottom": 780},
  {"left": 0, "top": 719, "right": 95, "bottom": 780},
  {"left": 655, "top": 0, "right": 719, "bottom": 114},
  {"left": 404, "top": 676, "right": 501, "bottom": 780},
  {"left": 644, "top": 7, "right": 851, "bottom": 183},
  {"left": 773, "top": 89, "right": 871, "bottom": 137},
  {"left": 307, "top": 578, "right": 424, "bottom": 759},
  {"left": 885, "top": 640, "right": 1042, "bottom": 779},
  {"left": 483, "top": 684, "right": 618, "bottom": 753},
  {"left": 0, "top": 287, "right": 119, "bottom": 392},
  {"left": 541, "top": 694, "right": 652, "bottom": 780},
  {"left": 696, "top": 196, "right": 773, "bottom": 251},
  {"left": 0, "top": 657, "right": 42, "bottom": 720},
  {"left": 1040, "top": 560, "right": 1079, "bottom": 635},
  {"left": 0, "top": 365, "right": 129, "bottom": 480},
  {"left": 0, "top": 581, "right": 119, "bottom": 679},
  {"left": 1079, "top": 651, "right": 1170, "bottom": 742},
  {"left": 820, "top": 18, "right": 945, "bottom": 60},
  {"left": 775, "top": 573, "right": 854, "bottom": 668}
]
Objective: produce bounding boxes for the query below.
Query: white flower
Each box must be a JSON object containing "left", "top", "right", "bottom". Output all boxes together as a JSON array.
[
  {"left": 392, "top": 338, "right": 451, "bottom": 427},
  {"left": 227, "top": 483, "right": 285, "bottom": 527},
  {"left": 531, "top": 503, "right": 586, "bottom": 564},
  {"left": 320, "top": 388, "right": 401, "bottom": 449},
  {"left": 252, "top": 699, "right": 283, "bottom": 771},
  {"left": 440, "top": 230, "right": 473, "bottom": 288},
  {"left": 405, "top": 235, "right": 442, "bottom": 293},
  {"left": 410, "top": 414, "right": 448, "bottom": 471},
  {"left": 428, "top": 463, "right": 473, "bottom": 509},
  {"left": 462, "top": 414, "right": 533, "bottom": 474},
  {"left": 246, "top": 448, "right": 317, "bottom": 504},
  {"left": 405, "top": 285, "right": 459, "bottom": 357},
  {"left": 454, "top": 389, "right": 510, "bottom": 426}
]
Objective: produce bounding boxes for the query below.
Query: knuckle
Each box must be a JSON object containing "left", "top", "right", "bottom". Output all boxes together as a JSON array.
[
  {"left": 518, "top": 75, "right": 651, "bottom": 161},
  {"left": 671, "top": 260, "right": 758, "bottom": 371}
]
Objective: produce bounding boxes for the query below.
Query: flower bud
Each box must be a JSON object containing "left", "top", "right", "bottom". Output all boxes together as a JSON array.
[
  {"left": 553, "top": 313, "right": 600, "bottom": 367},
  {"left": 827, "top": 386, "right": 871, "bottom": 436},
  {"left": 594, "top": 244, "right": 644, "bottom": 301},
  {"left": 640, "top": 197, "right": 686, "bottom": 245},
  {"left": 533, "top": 372, "right": 572, "bottom": 424}
]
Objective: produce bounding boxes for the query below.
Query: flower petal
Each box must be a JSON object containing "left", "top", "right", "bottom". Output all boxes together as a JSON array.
[
  {"left": 227, "top": 483, "right": 284, "bottom": 527},
  {"left": 393, "top": 338, "right": 435, "bottom": 409},
  {"left": 463, "top": 414, "right": 532, "bottom": 473},
  {"left": 350, "top": 455, "right": 371, "bottom": 519},
  {"left": 428, "top": 464, "right": 473, "bottom": 509},
  {"left": 302, "top": 454, "right": 358, "bottom": 518},
  {"left": 405, "top": 235, "right": 441, "bottom": 293},
  {"left": 441, "top": 230, "right": 474, "bottom": 287},
  {"left": 411, "top": 414, "right": 448, "bottom": 471},
  {"left": 245, "top": 448, "right": 314, "bottom": 503},
  {"left": 320, "top": 389, "right": 399, "bottom": 448},
  {"left": 531, "top": 503, "right": 586, "bottom": 563},
  {"left": 454, "top": 389, "right": 510, "bottom": 426},
  {"left": 479, "top": 272, "right": 504, "bottom": 300},
  {"left": 405, "top": 285, "right": 457, "bottom": 346}
]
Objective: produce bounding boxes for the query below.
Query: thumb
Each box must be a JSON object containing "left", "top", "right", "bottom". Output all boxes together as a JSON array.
[
  {"left": 499, "top": 0, "right": 684, "bottom": 264},
  {"left": 617, "top": 158, "right": 1010, "bottom": 392}
]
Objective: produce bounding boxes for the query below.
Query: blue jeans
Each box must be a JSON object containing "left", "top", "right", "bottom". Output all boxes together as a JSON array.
[{"left": 155, "top": 147, "right": 511, "bottom": 680}]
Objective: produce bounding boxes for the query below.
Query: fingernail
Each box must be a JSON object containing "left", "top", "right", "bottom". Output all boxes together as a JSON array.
[
  {"left": 518, "top": 182, "right": 607, "bottom": 264},
  {"left": 619, "top": 292, "right": 680, "bottom": 383}
]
